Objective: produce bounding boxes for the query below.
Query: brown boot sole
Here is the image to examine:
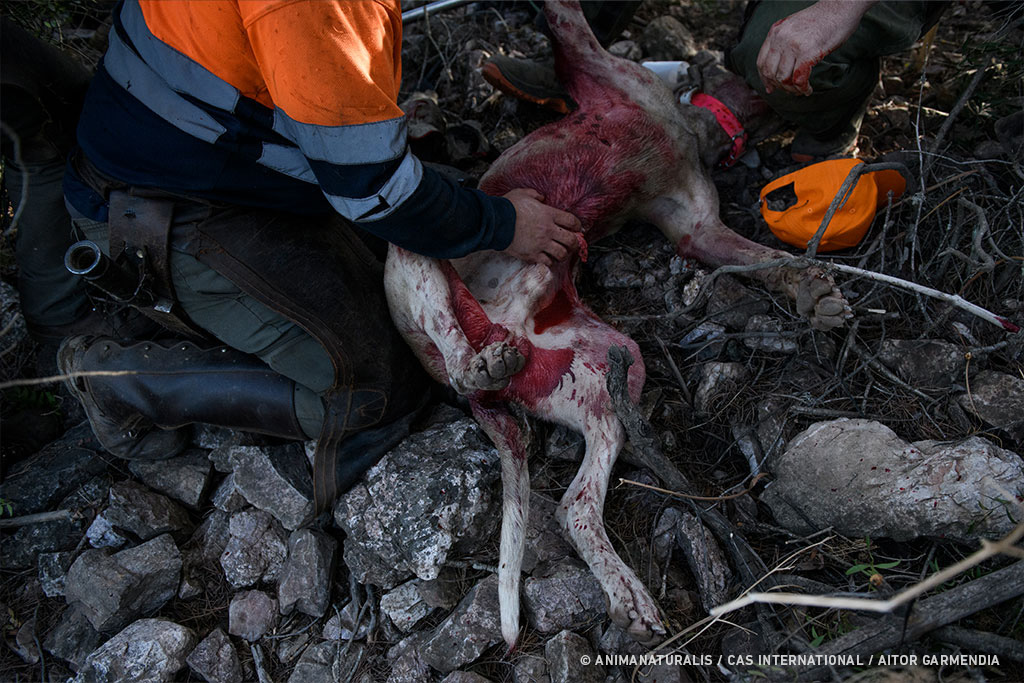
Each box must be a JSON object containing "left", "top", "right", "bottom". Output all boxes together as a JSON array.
[{"left": 481, "top": 62, "right": 572, "bottom": 115}]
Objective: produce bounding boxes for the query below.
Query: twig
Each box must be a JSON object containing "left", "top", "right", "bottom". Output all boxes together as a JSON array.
[
  {"left": 0, "top": 510, "right": 72, "bottom": 528},
  {"left": 619, "top": 474, "right": 768, "bottom": 502},
  {"left": 0, "top": 369, "right": 139, "bottom": 390},
  {"left": 711, "top": 519, "right": 1024, "bottom": 618},
  {"left": 250, "top": 643, "right": 273, "bottom": 683},
  {"left": 933, "top": 625, "right": 1024, "bottom": 664},
  {"left": 0, "top": 312, "right": 22, "bottom": 340},
  {"left": 827, "top": 261, "right": 1020, "bottom": 333},
  {"left": 921, "top": 60, "right": 992, "bottom": 180}
]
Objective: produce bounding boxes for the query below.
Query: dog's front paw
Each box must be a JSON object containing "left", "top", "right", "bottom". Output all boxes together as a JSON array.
[
  {"left": 450, "top": 341, "right": 526, "bottom": 395},
  {"left": 795, "top": 268, "right": 851, "bottom": 330}
]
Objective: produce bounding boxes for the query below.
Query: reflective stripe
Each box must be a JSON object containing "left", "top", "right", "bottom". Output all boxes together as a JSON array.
[
  {"left": 273, "top": 109, "right": 407, "bottom": 165},
  {"left": 324, "top": 151, "right": 423, "bottom": 221},
  {"left": 121, "top": 1, "right": 240, "bottom": 113},
  {"left": 258, "top": 144, "right": 317, "bottom": 184},
  {"left": 104, "top": 28, "right": 226, "bottom": 143}
]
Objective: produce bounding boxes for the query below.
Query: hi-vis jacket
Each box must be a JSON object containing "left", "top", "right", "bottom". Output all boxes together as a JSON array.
[{"left": 67, "top": 0, "right": 515, "bottom": 258}]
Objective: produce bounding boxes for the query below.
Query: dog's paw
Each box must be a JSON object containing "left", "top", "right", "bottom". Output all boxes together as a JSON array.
[
  {"left": 606, "top": 574, "right": 666, "bottom": 645},
  {"left": 450, "top": 341, "right": 526, "bottom": 395},
  {"left": 795, "top": 268, "right": 851, "bottom": 330}
]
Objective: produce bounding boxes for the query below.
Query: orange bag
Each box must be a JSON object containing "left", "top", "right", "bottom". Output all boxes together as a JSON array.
[{"left": 760, "top": 159, "right": 907, "bottom": 252}]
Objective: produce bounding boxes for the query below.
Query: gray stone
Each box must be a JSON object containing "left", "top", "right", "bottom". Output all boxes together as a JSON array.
[
  {"left": 86, "top": 481, "right": 192, "bottom": 549},
  {"left": 762, "top": 419, "right": 1024, "bottom": 543},
  {"left": 440, "top": 673, "right": 495, "bottom": 683},
  {"left": 278, "top": 528, "right": 337, "bottom": 617},
  {"left": 129, "top": 449, "right": 212, "bottom": 509},
  {"left": 178, "top": 574, "right": 203, "bottom": 600},
  {"left": 421, "top": 574, "right": 502, "bottom": 673},
  {"left": 12, "top": 614, "right": 40, "bottom": 664},
  {"left": 0, "top": 421, "right": 106, "bottom": 516},
  {"left": 230, "top": 443, "right": 314, "bottom": 530},
  {"left": 196, "top": 425, "right": 240, "bottom": 453},
  {"left": 74, "top": 618, "right": 195, "bottom": 683},
  {"left": 598, "top": 622, "right": 647, "bottom": 656},
  {"left": 192, "top": 509, "right": 231, "bottom": 565},
  {"left": 608, "top": 40, "right": 641, "bottom": 61},
  {"left": 522, "top": 493, "right": 575, "bottom": 574},
  {"left": 1, "top": 473, "right": 108, "bottom": 570},
  {"left": 220, "top": 509, "right": 289, "bottom": 588},
  {"left": 877, "top": 339, "right": 966, "bottom": 389},
  {"left": 513, "top": 653, "right": 551, "bottom": 683},
  {"left": 335, "top": 418, "right": 500, "bottom": 588},
  {"left": 545, "top": 425, "right": 584, "bottom": 463},
  {"left": 44, "top": 607, "right": 103, "bottom": 672},
  {"left": 523, "top": 559, "right": 606, "bottom": 634},
  {"left": 742, "top": 315, "right": 798, "bottom": 354},
  {"left": 287, "top": 640, "right": 365, "bottom": 683},
  {"left": 38, "top": 550, "right": 75, "bottom": 598},
  {"left": 228, "top": 590, "right": 279, "bottom": 642},
  {"left": 545, "top": 630, "right": 604, "bottom": 683},
  {"left": 211, "top": 473, "right": 248, "bottom": 512},
  {"left": 64, "top": 533, "right": 182, "bottom": 633},
  {"left": 386, "top": 632, "right": 433, "bottom": 683},
  {"left": 704, "top": 275, "right": 767, "bottom": 330},
  {"left": 641, "top": 16, "right": 697, "bottom": 62},
  {"left": 381, "top": 580, "right": 435, "bottom": 633},
  {"left": 592, "top": 251, "right": 642, "bottom": 289},
  {"left": 694, "top": 362, "right": 748, "bottom": 415},
  {"left": 187, "top": 627, "right": 243, "bottom": 683},
  {"left": 275, "top": 632, "right": 310, "bottom": 665},
  {"left": 958, "top": 370, "right": 1024, "bottom": 439},
  {"left": 322, "top": 600, "right": 369, "bottom": 641}
]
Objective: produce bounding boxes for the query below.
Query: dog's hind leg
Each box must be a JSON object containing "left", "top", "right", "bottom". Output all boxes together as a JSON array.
[
  {"left": 556, "top": 411, "right": 665, "bottom": 643},
  {"left": 470, "top": 400, "right": 531, "bottom": 650}
]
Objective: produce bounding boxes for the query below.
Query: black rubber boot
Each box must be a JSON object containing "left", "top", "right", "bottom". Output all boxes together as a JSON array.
[{"left": 58, "top": 336, "right": 306, "bottom": 460}]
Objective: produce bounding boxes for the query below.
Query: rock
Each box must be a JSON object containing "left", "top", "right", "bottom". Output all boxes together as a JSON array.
[
  {"left": 335, "top": 418, "right": 500, "bottom": 588},
  {"left": 958, "top": 370, "right": 1024, "bottom": 439},
  {"left": 288, "top": 640, "right": 365, "bottom": 683},
  {"left": 86, "top": 481, "right": 192, "bottom": 549},
  {"left": 522, "top": 493, "right": 575, "bottom": 574},
  {"left": 523, "top": 559, "right": 606, "bottom": 634},
  {"left": 877, "top": 339, "right": 966, "bottom": 388},
  {"left": 514, "top": 654, "right": 551, "bottom": 683},
  {"left": 211, "top": 473, "right": 249, "bottom": 512},
  {"left": 44, "top": 606, "right": 103, "bottom": 672},
  {"left": 592, "top": 251, "right": 643, "bottom": 289},
  {"left": 545, "top": 425, "right": 584, "bottom": 462},
  {"left": 229, "top": 443, "right": 314, "bottom": 530},
  {"left": 74, "top": 618, "right": 194, "bottom": 679},
  {"left": 12, "top": 614, "right": 40, "bottom": 664},
  {"left": 608, "top": 39, "right": 642, "bottom": 61},
  {"left": 38, "top": 550, "right": 75, "bottom": 598},
  {"left": 386, "top": 632, "right": 433, "bottom": 683},
  {"left": 762, "top": 419, "right": 1024, "bottom": 543},
  {"left": 64, "top": 533, "right": 182, "bottom": 632},
  {"left": 421, "top": 574, "right": 502, "bottom": 673},
  {"left": 178, "top": 574, "right": 203, "bottom": 600},
  {"left": 322, "top": 600, "right": 369, "bottom": 641},
  {"left": 229, "top": 590, "right": 279, "bottom": 642},
  {"left": 191, "top": 509, "right": 231, "bottom": 565},
  {"left": 545, "top": 630, "right": 604, "bottom": 683},
  {"left": 220, "top": 509, "right": 289, "bottom": 588},
  {"left": 743, "top": 315, "right": 798, "bottom": 354},
  {"left": 440, "top": 673, "right": 495, "bottom": 683},
  {"left": 640, "top": 16, "right": 697, "bottom": 61},
  {"left": 275, "top": 632, "right": 310, "bottom": 665},
  {"left": 598, "top": 622, "right": 646, "bottom": 656},
  {"left": 705, "top": 275, "right": 767, "bottom": 329},
  {"left": 129, "top": 449, "right": 212, "bottom": 508},
  {"left": 75, "top": 618, "right": 195, "bottom": 683},
  {"left": 694, "top": 362, "right": 749, "bottom": 415},
  {"left": 187, "top": 627, "right": 243, "bottom": 683},
  {"left": 381, "top": 579, "right": 437, "bottom": 633},
  {"left": 0, "top": 421, "right": 106, "bottom": 516},
  {"left": 278, "top": 528, "right": 337, "bottom": 617}
]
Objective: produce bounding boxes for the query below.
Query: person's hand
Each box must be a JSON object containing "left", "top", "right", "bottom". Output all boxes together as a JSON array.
[
  {"left": 756, "top": 0, "right": 875, "bottom": 96},
  {"left": 502, "top": 188, "right": 582, "bottom": 267}
]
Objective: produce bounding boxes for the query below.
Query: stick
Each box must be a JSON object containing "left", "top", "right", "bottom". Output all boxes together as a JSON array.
[{"left": 0, "top": 510, "right": 72, "bottom": 528}]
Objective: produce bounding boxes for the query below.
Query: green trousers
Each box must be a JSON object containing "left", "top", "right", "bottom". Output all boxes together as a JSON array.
[{"left": 727, "top": 1, "right": 939, "bottom": 138}]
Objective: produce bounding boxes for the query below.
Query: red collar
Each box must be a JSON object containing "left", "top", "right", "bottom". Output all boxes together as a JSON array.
[{"left": 689, "top": 92, "right": 747, "bottom": 167}]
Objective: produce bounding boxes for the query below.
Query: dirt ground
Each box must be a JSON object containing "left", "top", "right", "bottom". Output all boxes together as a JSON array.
[{"left": 2, "top": 1, "right": 1023, "bottom": 681}]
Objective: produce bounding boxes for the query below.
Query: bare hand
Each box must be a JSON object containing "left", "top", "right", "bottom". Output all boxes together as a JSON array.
[
  {"left": 503, "top": 188, "right": 582, "bottom": 266},
  {"left": 756, "top": 0, "right": 875, "bottom": 96}
]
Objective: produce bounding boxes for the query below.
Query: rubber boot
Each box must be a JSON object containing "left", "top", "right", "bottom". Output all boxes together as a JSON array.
[{"left": 58, "top": 336, "right": 306, "bottom": 460}]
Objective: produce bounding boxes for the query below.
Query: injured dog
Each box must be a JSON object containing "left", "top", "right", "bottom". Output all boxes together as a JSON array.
[{"left": 385, "top": 0, "right": 849, "bottom": 648}]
